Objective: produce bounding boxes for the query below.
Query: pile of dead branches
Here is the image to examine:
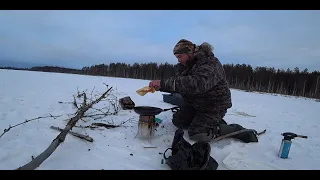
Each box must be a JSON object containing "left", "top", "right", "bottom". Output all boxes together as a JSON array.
[{"left": 0, "top": 84, "right": 128, "bottom": 170}]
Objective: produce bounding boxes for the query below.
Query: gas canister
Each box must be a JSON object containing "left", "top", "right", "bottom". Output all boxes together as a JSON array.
[{"left": 278, "top": 132, "right": 308, "bottom": 159}]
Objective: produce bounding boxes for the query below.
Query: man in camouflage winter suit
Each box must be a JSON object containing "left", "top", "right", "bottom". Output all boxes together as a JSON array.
[{"left": 149, "top": 39, "right": 233, "bottom": 142}]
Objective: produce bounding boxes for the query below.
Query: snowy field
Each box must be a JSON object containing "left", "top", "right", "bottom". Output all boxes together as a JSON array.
[{"left": 0, "top": 69, "right": 319, "bottom": 170}]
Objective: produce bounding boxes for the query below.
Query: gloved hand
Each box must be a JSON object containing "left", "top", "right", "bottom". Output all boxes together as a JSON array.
[{"left": 149, "top": 80, "right": 161, "bottom": 91}]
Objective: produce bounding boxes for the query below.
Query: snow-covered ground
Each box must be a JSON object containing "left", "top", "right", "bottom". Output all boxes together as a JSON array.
[{"left": 0, "top": 69, "right": 319, "bottom": 170}]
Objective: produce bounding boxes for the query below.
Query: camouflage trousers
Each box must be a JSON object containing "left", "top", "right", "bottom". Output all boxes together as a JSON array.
[{"left": 172, "top": 105, "right": 227, "bottom": 142}]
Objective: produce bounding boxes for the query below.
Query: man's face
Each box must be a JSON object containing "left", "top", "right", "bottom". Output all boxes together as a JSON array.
[{"left": 175, "top": 53, "right": 191, "bottom": 66}]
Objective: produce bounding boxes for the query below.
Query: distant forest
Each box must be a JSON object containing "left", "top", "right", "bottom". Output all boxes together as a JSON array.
[{"left": 1, "top": 62, "right": 320, "bottom": 99}]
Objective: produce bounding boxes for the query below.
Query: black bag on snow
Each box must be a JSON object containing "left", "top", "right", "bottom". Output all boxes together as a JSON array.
[{"left": 163, "top": 128, "right": 219, "bottom": 170}]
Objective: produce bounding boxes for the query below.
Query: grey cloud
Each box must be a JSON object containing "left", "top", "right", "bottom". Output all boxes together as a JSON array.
[{"left": 0, "top": 10, "right": 319, "bottom": 71}]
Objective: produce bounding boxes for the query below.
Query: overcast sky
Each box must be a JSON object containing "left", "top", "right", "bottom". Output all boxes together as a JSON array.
[{"left": 0, "top": 10, "right": 319, "bottom": 71}]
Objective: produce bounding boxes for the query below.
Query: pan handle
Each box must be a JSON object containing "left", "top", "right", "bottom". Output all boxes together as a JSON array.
[
  {"left": 163, "top": 107, "right": 180, "bottom": 112},
  {"left": 171, "top": 107, "right": 180, "bottom": 113}
]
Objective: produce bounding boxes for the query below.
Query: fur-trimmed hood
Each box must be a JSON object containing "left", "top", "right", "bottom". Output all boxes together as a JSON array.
[
  {"left": 193, "top": 42, "right": 214, "bottom": 60},
  {"left": 195, "top": 42, "right": 214, "bottom": 55}
]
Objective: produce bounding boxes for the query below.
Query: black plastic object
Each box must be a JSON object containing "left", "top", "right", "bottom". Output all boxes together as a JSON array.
[
  {"left": 162, "top": 93, "right": 185, "bottom": 106},
  {"left": 219, "top": 124, "right": 259, "bottom": 143},
  {"left": 281, "top": 132, "right": 308, "bottom": 140},
  {"left": 133, "top": 106, "right": 180, "bottom": 116}
]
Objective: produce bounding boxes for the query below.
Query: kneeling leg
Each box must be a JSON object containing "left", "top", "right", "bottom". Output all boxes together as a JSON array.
[
  {"left": 188, "top": 112, "right": 221, "bottom": 142},
  {"left": 172, "top": 106, "right": 196, "bottom": 129}
]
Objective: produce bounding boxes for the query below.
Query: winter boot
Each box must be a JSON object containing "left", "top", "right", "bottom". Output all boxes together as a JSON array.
[
  {"left": 190, "top": 141, "right": 218, "bottom": 170},
  {"left": 164, "top": 129, "right": 193, "bottom": 170},
  {"left": 171, "top": 128, "right": 185, "bottom": 154}
]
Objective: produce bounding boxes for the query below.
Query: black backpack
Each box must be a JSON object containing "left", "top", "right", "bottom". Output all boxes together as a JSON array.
[{"left": 163, "top": 128, "right": 219, "bottom": 170}]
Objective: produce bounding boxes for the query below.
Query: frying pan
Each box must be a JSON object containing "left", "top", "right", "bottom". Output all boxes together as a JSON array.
[{"left": 133, "top": 106, "right": 180, "bottom": 116}]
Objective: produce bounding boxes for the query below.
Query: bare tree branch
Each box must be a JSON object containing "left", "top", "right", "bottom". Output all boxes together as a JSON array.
[
  {"left": 50, "top": 126, "right": 93, "bottom": 142},
  {"left": 90, "top": 86, "right": 96, "bottom": 100},
  {"left": 0, "top": 114, "right": 63, "bottom": 139},
  {"left": 16, "top": 86, "right": 113, "bottom": 170},
  {"left": 91, "top": 123, "right": 119, "bottom": 129},
  {"left": 58, "top": 101, "right": 82, "bottom": 105},
  {"left": 74, "top": 118, "right": 135, "bottom": 129},
  {"left": 73, "top": 96, "right": 78, "bottom": 109},
  {"left": 83, "top": 93, "right": 120, "bottom": 120}
]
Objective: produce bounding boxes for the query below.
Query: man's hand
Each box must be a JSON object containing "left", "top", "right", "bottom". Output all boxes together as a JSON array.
[{"left": 149, "top": 80, "right": 161, "bottom": 91}]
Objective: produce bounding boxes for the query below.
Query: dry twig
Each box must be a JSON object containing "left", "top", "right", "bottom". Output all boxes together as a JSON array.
[
  {"left": 74, "top": 117, "right": 135, "bottom": 130},
  {"left": 50, "top": 126, "right": 93, "bottom": 142},
  {"left": 0, "top": 114, "right": 62, "bottom": 139}
]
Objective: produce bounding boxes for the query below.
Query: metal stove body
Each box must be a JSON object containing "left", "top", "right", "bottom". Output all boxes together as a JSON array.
[{"left": 137, "top": 115, "right": 156, "bottom": 139}]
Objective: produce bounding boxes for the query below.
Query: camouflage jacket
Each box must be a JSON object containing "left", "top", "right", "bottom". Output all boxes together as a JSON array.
[{"left": 160, "top": 42, "right": 232, "bottom": 112}]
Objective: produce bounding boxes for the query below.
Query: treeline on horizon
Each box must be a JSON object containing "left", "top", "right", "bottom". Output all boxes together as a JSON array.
[{"left": 1, "top": 62, "right": 320, "bottom": 99}]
